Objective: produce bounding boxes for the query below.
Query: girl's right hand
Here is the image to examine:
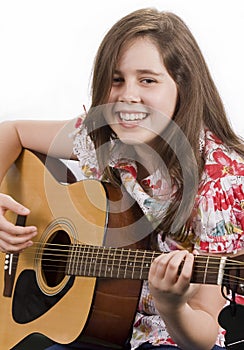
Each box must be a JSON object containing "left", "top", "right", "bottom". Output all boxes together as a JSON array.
[{"left": 0, "top": 193, "right": 38, "bottom": 253}]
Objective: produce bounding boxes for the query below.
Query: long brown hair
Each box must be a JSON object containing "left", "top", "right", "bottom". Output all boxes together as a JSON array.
[{"left": 84, "top": 8, "right": 244, "bottom": 240}]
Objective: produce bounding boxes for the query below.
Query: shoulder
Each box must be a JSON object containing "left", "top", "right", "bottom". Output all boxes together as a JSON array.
[
  {"left": 204, "top": 129, "right": 244, "bottom": 166},
  {"left": 192, "top": 130, "right": 244, "bottom": 253},
  {"left": 72, "top": 115, "right": 101, "bottom": 179},
  {"left": 201, "top": 129, "right": 244, "bottom": 184}
]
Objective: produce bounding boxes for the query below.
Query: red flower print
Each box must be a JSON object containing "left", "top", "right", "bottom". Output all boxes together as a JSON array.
[
  {"left": 141, "top": 179, "right": 163, "bottom": 191},
  {"left": 141, "top": 178, "right": 151, "bottom": 188},
  {"left": 232, "top": 184, "right": 244, "bottom": 202},
  {"left": 152, "top": 179, "right": 162, "bottom": 190},
  {"left": 114, "top": 162, "right": 137, "bottom": 178},
  {"left": 235, "top": 295, "right": 244, "bottom": 305},
  {"left": 208, "top": 133, "right": 222, "bottom": 144},
  {"left": 205, "top": 150, "right": 244, "bottom": 180},
  {"left": 198, "top": 181, "right": 211, "bottom": 196},
  {"left": 213, "top": 190, "right": 230, "bottom": 211},
  {"left": 75, "top": 117, "right": 83, "bottom": 129}
]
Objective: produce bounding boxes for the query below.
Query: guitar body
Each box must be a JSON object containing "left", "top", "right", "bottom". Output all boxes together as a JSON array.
[
  {"left": 218, "top": 303, "right": 244, "bottom": 349},
  {"left": 0, "top": 150, "right": 153, "bottom": 349}
]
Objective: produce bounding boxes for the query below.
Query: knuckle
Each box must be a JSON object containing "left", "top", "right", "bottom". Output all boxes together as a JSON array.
[
  {"left": 8, "top": 237, "right": 18, "bottom": 245},
  {"left": 0, "top": 193, "right": 11, "bottom": 203},
  {"left": 180, "top": 271, "right": 191, "bottom": 280}
]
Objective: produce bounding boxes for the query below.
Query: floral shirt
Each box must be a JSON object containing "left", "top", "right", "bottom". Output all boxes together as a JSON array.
[{"left": 73, "top": 117, "right": 244, "bottom": 348}]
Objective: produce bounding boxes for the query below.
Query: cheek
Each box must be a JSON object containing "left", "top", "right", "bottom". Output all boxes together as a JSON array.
[
  {"left": 167, "top": 84, "right": 178, "bottom": 117},
  {"left": 107, "top": 88, "right": 116, "bottom": 103},
  {"left": 157, "top": 93, "right": 177, "bottom": 119}
]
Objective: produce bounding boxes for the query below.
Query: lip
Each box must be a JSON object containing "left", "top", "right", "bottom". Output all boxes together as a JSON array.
[
  {"left": 118, "top": 111, "right": 148, "bottom": 120},
  {"left": 109, "top": 103, "right": 150, "bottom": 128},
  {"left": 113, "top": 111, "right": 148, "bottom": 128},
  {"left": 117, "top": 118, "right": 142, "bottom": 128}
]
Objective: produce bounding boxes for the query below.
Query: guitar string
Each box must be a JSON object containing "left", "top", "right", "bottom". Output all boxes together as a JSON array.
[
  {"left": 7, "top": 262, "right": 243, "bottom": 287},
  {"left": 8, "top": 256, "right": 243, "bottom": 284},
  {"left": 7, "top": 265, "right": 243, "bottom": 284},
  {"left": 8, "top": 241, "right": 244, "bottom": 270},
  {"left": 7, "top": 243, "right": 244, "bottom": 285}
]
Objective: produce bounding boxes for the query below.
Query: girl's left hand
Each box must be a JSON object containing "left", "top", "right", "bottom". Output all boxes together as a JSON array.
[{"left": 148, "top": 250, "right": 199, "bottom": 314}]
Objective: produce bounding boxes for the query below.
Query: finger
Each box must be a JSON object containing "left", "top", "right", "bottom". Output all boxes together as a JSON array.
[
  {"left": 0, "top": 238, "right": 34, "bottom": 253},
  {"left": 174, "top": 252, "right": 194, "bottom": 292},
  {"left": 163, "top": 250, "right": 191, "bottom": 284},
  {"left": 0, "top": 194, "right": 30, "bottom": 215},
  {"left": 0, "top": 227, "right": 37, "bottom": 244},
  {"left": 149, "top": 250, "right": 179, "bottom": 282},
  {"left": 0, "top": 215, "right": 37, "bottom": 236},
  {"left": 0, "top": 228, "right": 37, "bottom": 253}
]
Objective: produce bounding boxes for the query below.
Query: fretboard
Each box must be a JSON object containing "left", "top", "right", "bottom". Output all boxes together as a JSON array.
[{"left": 66, "top": 244, "right": 226, "bottom": 286}]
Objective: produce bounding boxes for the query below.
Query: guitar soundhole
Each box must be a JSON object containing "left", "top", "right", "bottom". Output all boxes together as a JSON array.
[
  {"left": 12, "top": 230, "right": 75, "bottom": 324},
  {"left": 13, "top": 271, "right": 75, "bottom": 324},
  {"left": 42, "top": 230, "right": 71, "bottom": 287}
]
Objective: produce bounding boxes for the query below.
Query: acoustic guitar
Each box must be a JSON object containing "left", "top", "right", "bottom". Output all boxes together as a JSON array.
[{"left": 0, "top": 149, "right": 243, "bottom": 349}]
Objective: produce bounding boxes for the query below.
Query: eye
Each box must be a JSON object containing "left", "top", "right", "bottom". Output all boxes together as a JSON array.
[
  {"left": 112, "top": 76, "right": 124, "bottom": 85},
  {"left": 141, "top": 78, "right": 156, "bottom": 84}
]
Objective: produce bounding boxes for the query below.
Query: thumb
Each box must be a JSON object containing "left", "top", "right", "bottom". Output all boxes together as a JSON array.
[{"left": 0, "top": 194, "right": 30, "bottom": 215}]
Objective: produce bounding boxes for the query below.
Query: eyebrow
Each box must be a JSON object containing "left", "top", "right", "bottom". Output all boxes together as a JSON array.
[{"left": 114, "top": 69, "right": 165, "bottom": 77}]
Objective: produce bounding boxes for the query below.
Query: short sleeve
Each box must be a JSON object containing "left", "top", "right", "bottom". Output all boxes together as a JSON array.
[
  {"left": 191, "top": 132, "right": 244, "bottom": 254},
  {"left": 72, "top": 116, "right": 101, "bottom": 180}
]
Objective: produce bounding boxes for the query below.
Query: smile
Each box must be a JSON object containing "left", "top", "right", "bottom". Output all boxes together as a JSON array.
[{"left": 118, "top": 112, "right": 148, "bottom": 121}]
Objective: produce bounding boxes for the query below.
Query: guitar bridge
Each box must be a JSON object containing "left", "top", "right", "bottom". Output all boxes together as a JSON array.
[
  {"left": 2, "top": 215, "right": 26, "bottom": 297},
  {"left": 3, "top": 253, "right": 19, "bottom": 297}
]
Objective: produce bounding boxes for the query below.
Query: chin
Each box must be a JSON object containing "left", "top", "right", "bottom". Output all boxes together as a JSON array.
[
  {"left": 118, "top": 131, "right": 157, "bottom": 145},
  {"left": 120, "top": 138, "right": 144, "bottom": 145}
]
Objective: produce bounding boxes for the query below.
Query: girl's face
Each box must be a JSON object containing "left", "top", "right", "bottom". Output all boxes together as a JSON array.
[{"left": 105, "top": 37, "right": 178, "bottom": 145}]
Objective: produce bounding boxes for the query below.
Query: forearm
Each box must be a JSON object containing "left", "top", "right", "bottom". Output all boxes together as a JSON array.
[
  {"left": 0, "top": 119, "right": 75, "bottom": 183},
  {"left": 0, "top": 121, "right": 22, "bottom": 183},
  {"left": 159, "top": 303, "right": 219, "bottom": 350}
]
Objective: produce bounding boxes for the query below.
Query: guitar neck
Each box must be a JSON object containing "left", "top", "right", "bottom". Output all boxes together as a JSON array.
[{"left": 66, "top": 244, "right": 227, "bottom": 286}]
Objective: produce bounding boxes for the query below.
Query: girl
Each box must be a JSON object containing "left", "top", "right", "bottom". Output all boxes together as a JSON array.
[{"left": 1, "top": 8, "right": 244, "bottom": 350}]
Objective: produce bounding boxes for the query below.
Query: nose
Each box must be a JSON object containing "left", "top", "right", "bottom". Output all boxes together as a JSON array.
[{"left": 118, "top": 82, "right": 141, "bottom": 103}]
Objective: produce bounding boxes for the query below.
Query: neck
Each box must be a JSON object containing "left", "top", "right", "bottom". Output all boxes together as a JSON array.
[{"left": 133, "top": 144, "right": 160, "bottom": 176}]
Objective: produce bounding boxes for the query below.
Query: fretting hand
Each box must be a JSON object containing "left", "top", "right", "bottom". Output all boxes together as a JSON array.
[{"left": 148, "top": 250, "right": 199, "bottom": 314}]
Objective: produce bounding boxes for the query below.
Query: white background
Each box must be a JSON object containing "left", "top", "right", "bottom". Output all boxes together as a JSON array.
[{"left": 0, "top": 0, "right": 243, "bottom": 136}]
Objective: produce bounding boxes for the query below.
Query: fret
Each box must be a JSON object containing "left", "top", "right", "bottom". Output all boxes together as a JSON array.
[
  {"left": 87, "top": 245, "right": 95, "bottom": 276},
  {"left": 141, "top": 250, "right": 156, "bottom": 279},
  {"left": 82, "top": 245, "right": 90, "bottom": 277},
  {"left": 67, "top": 245, "right": 77, "bottom": 275},
  {"left": 117, "top": 248, "right": 124, "bottom": 278},
  {"left": 93, "top": 246, "right": 100, "bottom": 277},
  {"left": 140, "top": 250, "right": 147, "bottom": 279},
  {"left": 72, "top": 245, "right": 78, "bottom": 274},
  {"left": 203, "top": 256, "right": 209, "bottom": 284},
  {"left": 76, "top": 244, "right": 83, "bottom": 276},
  {"left": 123, "top": 248, "right": 129, "bottom": 279},
  {"left": 131, "top": 250, "right": 138, "bottom": 279},
  {"left": 127, "top": 249, "right": 134, "bottom": 278},
  {"left": 105, "top": 247, "right": 112, "bottom": 277},
  {"left": 124, "top": 249, "right": 135, "bottom": 279},
  {"left": 98, "top": 247, "right": 105, "bottom": 277},
  {"left": 66, "top": 246, "right": 71, "bottom": 275},
  {"left": 108, "top": 247, "right": 115, "bottom": 278},
  {"left": 75, "top": 244, "right": 81, "bottom": 276},
  {"left": 110, "top": 247, "right": 117, "bottom": 277}
]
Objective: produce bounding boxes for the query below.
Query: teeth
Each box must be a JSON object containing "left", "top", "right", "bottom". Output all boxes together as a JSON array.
[{"left": 119, "top": 112, "right": 147, "bottom": 121}]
